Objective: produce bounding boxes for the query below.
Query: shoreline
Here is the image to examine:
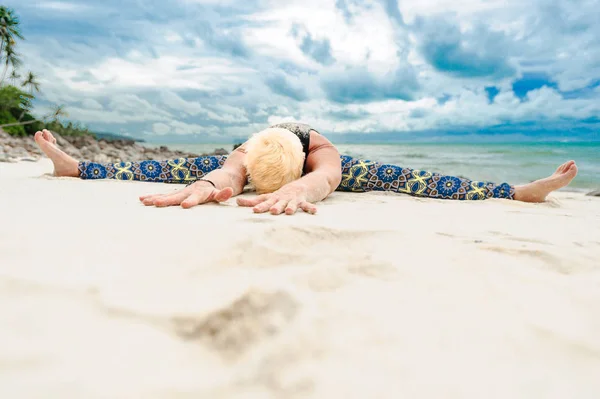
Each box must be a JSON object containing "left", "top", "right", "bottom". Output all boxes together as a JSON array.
[{"left": 2, "top": 129, "right": 598, "bottom": 195}]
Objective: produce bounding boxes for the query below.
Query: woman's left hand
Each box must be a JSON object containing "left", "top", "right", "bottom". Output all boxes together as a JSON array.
[{"left": 236, "top": 185, "right": 318, "bottom": 215}]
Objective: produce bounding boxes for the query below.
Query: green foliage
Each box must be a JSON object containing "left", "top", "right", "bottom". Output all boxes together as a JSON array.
[
  {"left": 20, "top": 112, "right": 43, "bottom": 135},
  {"left": 0, "top": 7, "right": 98, "bottom": 139},
  {"left": 0, "top": 84, "right": 31, "bottom": 113},
  {"left": 0, "top": 6, "right": 24, "bottom": 41},
  {"left": 43, "top": 119, "right": 91, "bottom": 137},
  {"left": 0, "top": 109, "right": 25, "bottom": 135}
]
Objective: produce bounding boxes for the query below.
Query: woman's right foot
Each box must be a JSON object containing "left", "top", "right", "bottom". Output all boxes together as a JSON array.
[
  {"left": 513, "top": 160, "right": 578, "bottom": 202},
  {"left": 34, "top": 129, "right": 80, "bottom": 177}
]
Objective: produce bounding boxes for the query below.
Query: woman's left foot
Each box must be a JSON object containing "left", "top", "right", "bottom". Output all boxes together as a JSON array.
[
  {"left": 34, "top": 129, "right": 80, "bottom": 177},
  {"left": 513, "top": 160, "right": 578, "bottom": 202}
]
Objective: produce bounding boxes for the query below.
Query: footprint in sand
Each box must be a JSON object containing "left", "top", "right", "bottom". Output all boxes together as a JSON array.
[
  {"left": 478, "top": 245, "right": 585, "bottom": 275},
  {"left": 488, "top": 231, "right": 551, "bottom": 245},
  {"left": 216, "top": 225, "right": 401, "bottom": 290},
  {"left": 172, "top": 289, "right": 299, "bottom": 357}
]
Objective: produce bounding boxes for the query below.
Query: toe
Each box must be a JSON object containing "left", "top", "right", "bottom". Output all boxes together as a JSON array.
[
  {"left": 556, "top": 160, "right": 574, "bottom": 174},
  {"left": 563, "top": 161, "right": 576, "bottom": 173},
  {"left": 42, "top": 129, "right": 57, "bottom": 144},
  {"left": 34, "top": 131, "right": 44, "bottom": 143},
  {"left": 568, "top": 164, "right": 578, "bottom": 178}
]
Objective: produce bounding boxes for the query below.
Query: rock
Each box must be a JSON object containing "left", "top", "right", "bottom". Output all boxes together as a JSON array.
[
  {"left": 96, "top": 154, "right": 110, "bottom": 163},
  {"left": 586, "top": 190, "right": 600, "bottom": 197},
  {"left": 213, "top": 148, "right": 228, "bottom": 156},
  {"left": 0, "top": 129, "right": 211, "bottom": 163},
  {"left": 69, "top": 149, "right": 83, "bottom": 160},
  {"left": 10, "top": 147, "right": 30, "bottom": 158}
]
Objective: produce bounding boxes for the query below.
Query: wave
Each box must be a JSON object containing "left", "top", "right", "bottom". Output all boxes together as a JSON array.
[{"left": 403, "top": 153, "right": 428, "bottom": 159}]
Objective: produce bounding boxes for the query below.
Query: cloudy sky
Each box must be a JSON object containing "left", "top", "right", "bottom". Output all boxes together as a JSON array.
[{"left": 7, "top": 0, "right": 600, "bottom": 143}]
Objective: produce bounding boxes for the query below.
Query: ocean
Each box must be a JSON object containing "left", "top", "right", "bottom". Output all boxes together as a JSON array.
[{"left": 145, "top": 142, "right": 599, "bottom": 192}]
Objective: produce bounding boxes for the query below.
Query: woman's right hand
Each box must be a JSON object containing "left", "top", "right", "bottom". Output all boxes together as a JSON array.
[{"left": 139, "top": 181, "right": 234, "bottom": 209}]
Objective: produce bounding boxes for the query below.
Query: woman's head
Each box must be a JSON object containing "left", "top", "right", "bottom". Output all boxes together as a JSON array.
[{"left": 243, "top": 127, "right": 305, "bottom": 193}]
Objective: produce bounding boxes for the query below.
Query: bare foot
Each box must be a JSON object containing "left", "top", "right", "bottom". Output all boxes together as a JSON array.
[
  {"left": 513, "top": 160, "right": 578, "bottom": 202},
  {"left": 34, "top": 129, "right": 80, "bottom": 177}
]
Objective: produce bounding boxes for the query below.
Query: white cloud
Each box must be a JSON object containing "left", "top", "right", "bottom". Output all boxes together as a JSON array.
[
  {"left": 152, "top": 123, "right": 171, "bottom": 135},
  {"left": 81, "top": 99, "right": 103, "bottom": 110},
  {"left": 160, "top": 92, "right": 206, "bottom": 116},
  {"left": 245, "top": 0, "right": 399, "bottom": 72},
  {"left": 152, "top": 120, "right": 221, "bottom": 136},
  {"left": 36, "top": 1, "right": 91, "bottom": 12},
  {"left": 85, "top": 54, "right": 256, "bottom": 91}
]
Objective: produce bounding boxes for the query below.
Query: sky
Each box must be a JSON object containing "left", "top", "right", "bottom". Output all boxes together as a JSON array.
[{"left": 6, "top": 0, "right": 600, "bottom": 143}]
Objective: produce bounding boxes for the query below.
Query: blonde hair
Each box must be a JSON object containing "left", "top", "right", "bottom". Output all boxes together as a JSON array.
[{"left": 243, "top": 127, "right": 305, "bottom": 193}]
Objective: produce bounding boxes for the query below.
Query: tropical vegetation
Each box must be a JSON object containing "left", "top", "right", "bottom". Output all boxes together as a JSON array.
[{"left": 0, "top": 5, "right": 94, "bottom": 137}]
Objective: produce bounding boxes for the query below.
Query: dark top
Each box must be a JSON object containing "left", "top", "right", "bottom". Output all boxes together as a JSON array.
[{"left": 269, "top": 122, "right": 318, "bottom": 160}]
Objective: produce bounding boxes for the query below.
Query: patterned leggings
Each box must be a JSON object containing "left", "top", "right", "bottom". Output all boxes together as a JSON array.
[{"left": 77, "top": 155, "right": 514, "bottom": 200}]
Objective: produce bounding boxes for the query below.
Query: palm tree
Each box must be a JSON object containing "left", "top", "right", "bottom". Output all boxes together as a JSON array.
[
  {"left": 0, "top": 6, "right": 23, "bottom": 65},
  {"left": 21, "top": 71, "right": 41, "bottom": 94},
  {"left": 50, "top": 104, "right": 69, "bottom": 123},
  {"left": 18, "top": 71, "right": 40, "bottom": 121},
  {"left": 8, "top": 69, "right": 19, "bottom": 85},
  {"left": 1, "top": 39, "right": 22, "bottom": 84},
  {"left": 0, "top": 102, "right": 69, "bottom": 129}
]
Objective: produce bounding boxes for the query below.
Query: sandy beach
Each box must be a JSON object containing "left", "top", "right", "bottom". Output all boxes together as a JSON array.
[{"left": 1, "top": 158, "right": 599, "bottom": 399}]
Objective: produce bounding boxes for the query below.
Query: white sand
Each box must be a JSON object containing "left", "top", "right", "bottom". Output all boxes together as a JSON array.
[{"left": 1, "top": 159, "right": 600, "bottom": 399}]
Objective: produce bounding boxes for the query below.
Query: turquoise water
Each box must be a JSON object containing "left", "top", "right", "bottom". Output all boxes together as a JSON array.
[{"left": 145, "top": 142, "right": 599, "bottom": 191}]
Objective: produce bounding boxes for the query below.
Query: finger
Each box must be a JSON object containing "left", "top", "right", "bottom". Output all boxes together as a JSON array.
[
  {"left": 299, "top": 201, "right": 318, "bottom": 215},
  {"left": 214, "top": 187, "right": 234, "bottom": 202},
  {"left": 141, "top": 193, "right": 167, "bottom": 205},
  {"left": 285, "top": 199, "right": 298, "bottom": 215},
  {"left": 270, "top": 200, "right": 288, "bottom": 215},
  {"left": 253, "top": 197, "right": 278, "bottom": 213},
  {"left": 181, "top": 190, "right": 208, "bottom": 209},
  {"left": 236, "top": 194, "right": 271, "bottom": 207},
  {"left": 153, "top": 191, "right": 190, "bottom": 207},
  {"left": 140, "top": 193, "right": 164, "bottom": 201},
  {"left": 141, "top": 194, "right": 167, "bottom": 206}
]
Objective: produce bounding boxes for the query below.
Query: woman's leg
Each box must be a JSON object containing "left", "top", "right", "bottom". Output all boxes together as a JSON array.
[
  {"left": 336, "top": 155, "right": 578, "bottom": 202},
  {"left": 78, "top": 155, "right": 227, "bottom": 183},
  {"left": 35, "top": 129, "right": 226, "bottom": 183}
]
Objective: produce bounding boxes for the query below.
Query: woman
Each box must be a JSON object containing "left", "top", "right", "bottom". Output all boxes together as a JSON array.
[{"left": 33, "top": 123, "right": 578, "bottom": 215}]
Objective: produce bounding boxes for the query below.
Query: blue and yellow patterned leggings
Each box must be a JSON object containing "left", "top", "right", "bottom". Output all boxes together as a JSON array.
[{"left": 78, "top": 154, "right": 514, "bottom": 200}]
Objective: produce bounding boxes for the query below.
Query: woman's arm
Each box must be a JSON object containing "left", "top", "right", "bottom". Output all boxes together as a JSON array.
[
  {"left": 140, "top": 146, "right": 248, "bottom": 208},
  {"left": 200, "top": 146, "right": 248, "bottom": 195},
  {"left": 281, "top": 134, "right": 342, "bottom": 202}
]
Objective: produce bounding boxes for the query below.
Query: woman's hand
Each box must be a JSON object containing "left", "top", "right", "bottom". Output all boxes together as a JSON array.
[
  {"left": 236, "top": 184, "right": 318, "bottom": 215},
  {"left": 140, "top": 181, "right": 234, "bottom": 209}
]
